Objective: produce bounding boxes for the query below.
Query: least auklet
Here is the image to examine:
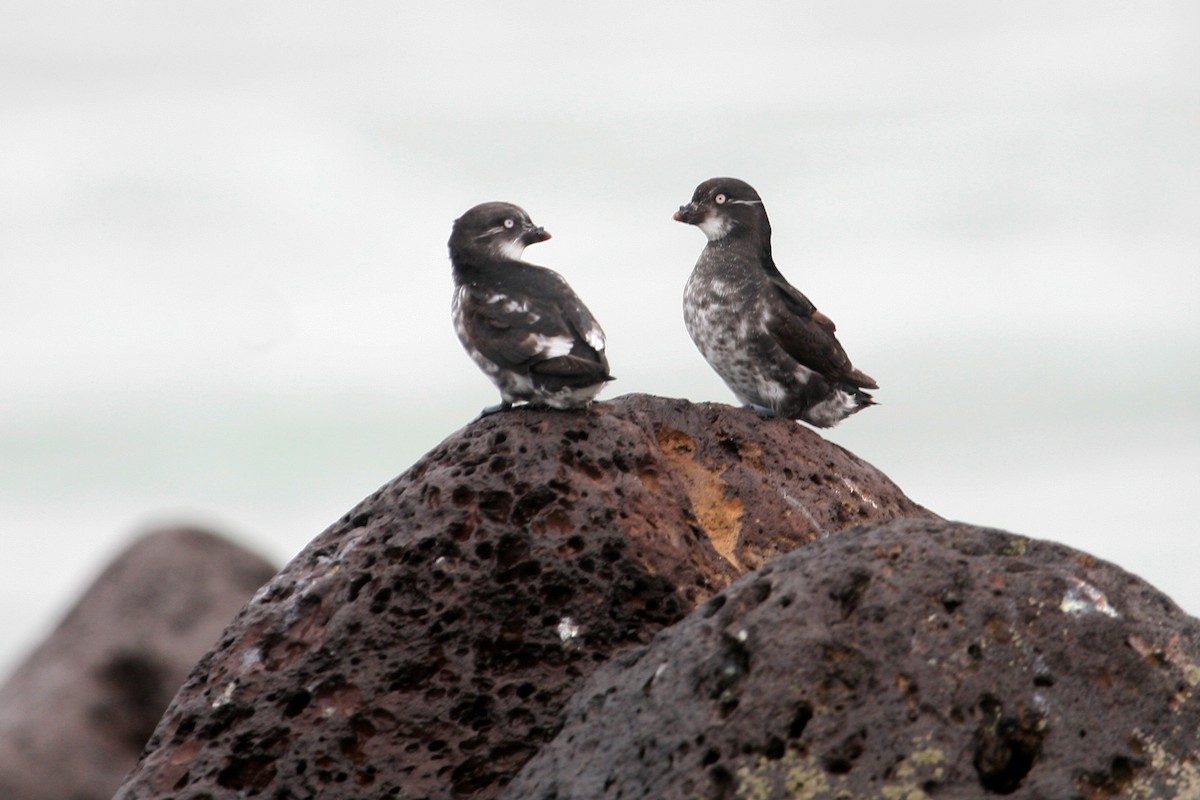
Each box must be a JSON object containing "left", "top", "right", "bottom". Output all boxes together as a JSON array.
[{"left": 448, "top": 201, "right": 613, "bottom": 418}]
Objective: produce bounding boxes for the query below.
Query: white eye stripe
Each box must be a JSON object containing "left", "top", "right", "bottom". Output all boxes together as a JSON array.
[
  {"left": 725, "top": 199, "right": 763, "bottom": 206},
  {"left": 476, "top": 222, "right": 524, "bottom": 240}
]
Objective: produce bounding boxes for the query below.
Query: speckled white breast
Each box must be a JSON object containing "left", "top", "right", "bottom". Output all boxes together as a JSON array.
[{"left": 684, "top": 269, "right": 791, "bottom": 411}]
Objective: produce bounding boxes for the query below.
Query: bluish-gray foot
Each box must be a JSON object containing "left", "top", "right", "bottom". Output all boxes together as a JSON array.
[
  {"left": 742, "top": 403, "right": 779, "bottom": 417},
  {"left": 474, "top": 401, "right": 513, "bottom": 421}
]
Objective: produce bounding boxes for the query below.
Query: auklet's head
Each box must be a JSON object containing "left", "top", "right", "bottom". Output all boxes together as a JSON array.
[
  {"left": 673, "top": 177, "right": 770, "bottom": 242},
  {"left": 448, "top": 201, "right": 551, "bottom": 264}
]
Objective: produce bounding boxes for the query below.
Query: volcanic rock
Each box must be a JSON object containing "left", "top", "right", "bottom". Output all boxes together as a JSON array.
[
  {"left": 0, "top": 527, "right": 277, "bottom": 800},
  {"left": 503, "top": 519, "right": 1200, "bottom": 799},
  {"left": 113, "top": 394, "right": 934, "bottom": 799}
]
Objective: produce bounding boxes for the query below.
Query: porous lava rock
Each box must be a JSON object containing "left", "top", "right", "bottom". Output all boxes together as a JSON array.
[
  {"left": 0, "top": 527, "right": 276, "bottom": 800},
  {"left": 114, "top": 394, "right": 934, "bottom": 799},
  {"left": 503, "top": 519, "right": 1200, "bottom": 800}
]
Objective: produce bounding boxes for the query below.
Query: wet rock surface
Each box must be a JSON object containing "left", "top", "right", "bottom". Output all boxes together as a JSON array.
[
  {"left": 113, "top": 394, "right": 933, "bottom": 799},
  {"left": 503, "top": 519, "right": 1200, "bottom": 800},
  {"left": 0, "top": 527, "right": 276, "bottom": 800}
]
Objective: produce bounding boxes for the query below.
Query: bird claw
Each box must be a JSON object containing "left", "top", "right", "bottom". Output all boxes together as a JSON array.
[{"left": 474, "top": 402, "right": 513, "bottom": 421}]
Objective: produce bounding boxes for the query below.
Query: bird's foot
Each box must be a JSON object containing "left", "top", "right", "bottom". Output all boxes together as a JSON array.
[
  {"left": 474, "top": 401, "right": 513, "bottom": 421},
  {"left": 742, "top": 403, "right": 779, "bottom": 418}
]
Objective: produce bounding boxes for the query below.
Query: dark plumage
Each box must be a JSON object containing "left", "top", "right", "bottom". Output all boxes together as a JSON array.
[
  {"left": 448, "top": 201, "right": 613, "bottom": 417},
  {"left": 673, "top": 177, "right": 877, "bottom": 427}
]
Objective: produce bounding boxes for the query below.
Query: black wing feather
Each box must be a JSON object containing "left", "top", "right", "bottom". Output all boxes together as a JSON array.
[
  {"left": 460, "top": 269, "right": 611, "bottom": 382},
  {"left": 765, "top": 274, "right": 877, "bottom": 389}
]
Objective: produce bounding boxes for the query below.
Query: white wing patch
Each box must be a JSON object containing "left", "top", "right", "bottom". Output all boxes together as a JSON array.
[
  {"left": 585, "top": 324, "right": 606, "bottom": 352},
  {"left": 528, "top": 333, "right": 575, "bottom": 358},
  {"left": 483, "top": 293, "right": 530, "bottom": 314}
]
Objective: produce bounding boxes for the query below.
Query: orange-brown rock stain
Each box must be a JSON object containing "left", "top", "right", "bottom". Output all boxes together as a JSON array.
[{"left": 654, "top": 428, "right": 746, "bottom": 570}]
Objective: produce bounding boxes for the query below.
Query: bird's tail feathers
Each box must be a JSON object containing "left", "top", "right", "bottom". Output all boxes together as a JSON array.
[
  {"left": 846, "top": 368, "right": 879, "bottom": 391},
  {"left": 843, "top": 384, "right": 877, "bottom": 409}
]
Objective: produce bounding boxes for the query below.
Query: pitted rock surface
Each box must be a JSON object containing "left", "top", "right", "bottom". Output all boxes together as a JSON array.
[
  {"left": 503, "top": 519, "right": 1200, "bottom": 800},
  {"left": 0, "top": 528, "right": 276, "bottom": 800},
  {"left": 114, "top": 394, "right": 933, "bottom": 800}
]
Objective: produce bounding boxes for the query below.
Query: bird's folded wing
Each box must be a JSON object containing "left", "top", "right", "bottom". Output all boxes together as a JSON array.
[
  {"left": 461, "top": 290, "right": 606, "bottom": 375},
  {"left": 530, "top": 354, "right": 608, "bottom": 378},
  {"left": 766, "top": 276, "right": 878, "bottom": 389}
]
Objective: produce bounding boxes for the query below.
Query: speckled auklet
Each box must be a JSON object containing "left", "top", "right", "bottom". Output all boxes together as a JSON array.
[
  {"left": 673, "top": 177, "right": 877, "bottom": 427},
  {"left": 448, "top": 201, "right": 613, "bottom": 418}
]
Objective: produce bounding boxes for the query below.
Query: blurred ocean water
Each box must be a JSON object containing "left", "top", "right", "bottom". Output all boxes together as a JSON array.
[{"left": 2, "top": 1, "right": 1198, "bottom": 673}]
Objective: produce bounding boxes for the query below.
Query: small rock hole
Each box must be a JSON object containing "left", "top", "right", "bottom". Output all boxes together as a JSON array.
[
  {"left": 282, "top": 689, "right": 311, "bottom": 718},
  {"left": 702, "top": 595, "right": 727, "bottom": 618},
  {"left": 763, "top": 736, "right": 786, "bottom": 760},
  {"left": 973, "top": 695, "right": 1043, "bottom": 794},
  {"left": 749, "top": 580, "right": 772, "bottom": 605},
  {"left": 788, "top": 702, "right": 813, "bottom": 740},
  {"left": 708, "top": 765, "right": 734, "bottom": 799}
]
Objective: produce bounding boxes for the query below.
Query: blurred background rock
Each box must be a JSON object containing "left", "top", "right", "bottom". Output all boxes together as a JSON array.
[{"left": 0, "top": 528, "right": 276, "bottom": 800}]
